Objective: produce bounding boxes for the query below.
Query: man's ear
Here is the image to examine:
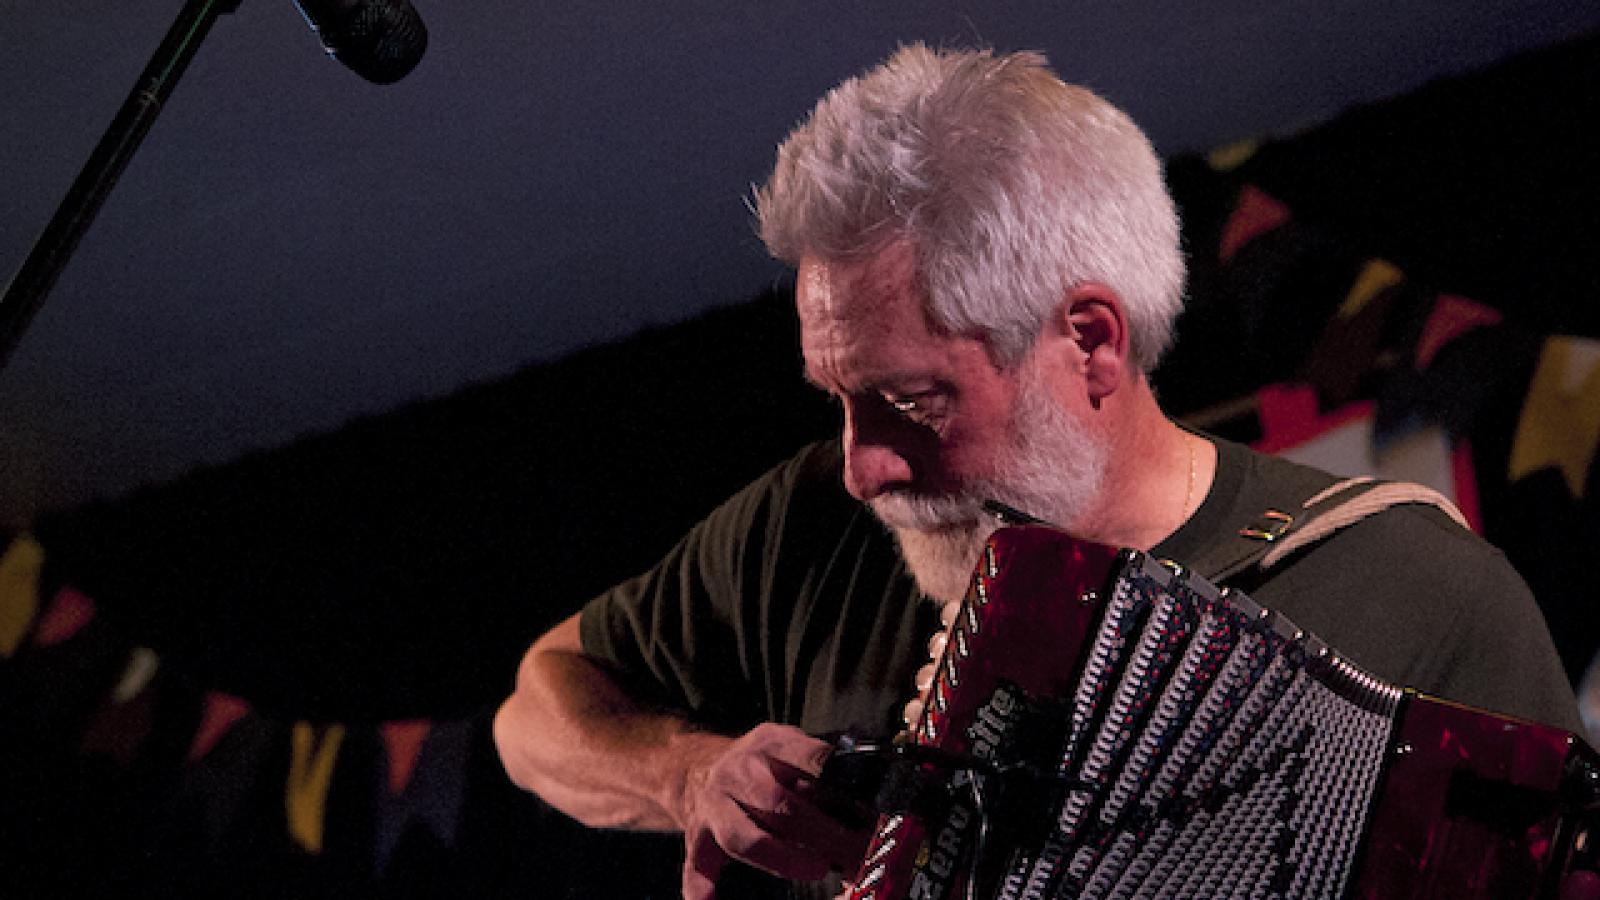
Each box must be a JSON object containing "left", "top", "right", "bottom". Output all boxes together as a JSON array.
[{"left": 1059, "top": 283, "right": 1130, "bottom": 406}]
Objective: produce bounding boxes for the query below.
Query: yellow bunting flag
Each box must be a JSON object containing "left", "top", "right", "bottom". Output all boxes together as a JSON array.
[
  {"left": 1509, "top": 336, "right": 1600, "bottom": 498},
  {"left": 1206, "top": 138, "right": 1260, "bottom": 173},
  {"left": 1337, "top": 259, "right": 1404, "bottom": 320},
  {"left": 0, "top": 535, "right": 44, "bottom": 657},
  {"left": 286, "top": 722, "right": 347, "bottom": 854}
]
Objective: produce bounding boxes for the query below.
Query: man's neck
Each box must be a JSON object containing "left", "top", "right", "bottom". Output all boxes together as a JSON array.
[{"left": 1066, "top": 383, "right": 1217, "bottom": 551}]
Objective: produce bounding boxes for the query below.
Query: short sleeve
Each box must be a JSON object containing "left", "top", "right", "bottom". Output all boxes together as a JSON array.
[{"left": 577, "top": 444, "right": 825, "bottom": 729}]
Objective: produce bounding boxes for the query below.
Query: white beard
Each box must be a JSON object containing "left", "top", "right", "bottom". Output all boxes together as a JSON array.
[{"left": 870, "top": 370, "right": 1109, "bottom": 607}]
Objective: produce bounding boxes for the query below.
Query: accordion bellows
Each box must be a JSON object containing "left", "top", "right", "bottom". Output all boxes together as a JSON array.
[{"left": 842, "top": 526, "right": 1599, "bottom": 900}]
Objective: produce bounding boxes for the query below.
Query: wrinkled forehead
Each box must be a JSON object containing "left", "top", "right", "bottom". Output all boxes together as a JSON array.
[{"left": 795, "top": 243, "right": 927, "bottom": 330}]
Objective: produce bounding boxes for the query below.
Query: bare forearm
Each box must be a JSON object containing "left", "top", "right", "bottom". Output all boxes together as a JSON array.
[{"left": 492, "top": 613, "right": 729, "bottom": 831}]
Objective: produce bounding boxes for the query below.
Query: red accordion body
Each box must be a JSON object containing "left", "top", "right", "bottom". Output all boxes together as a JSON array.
[{"left": 842, "top": 526, "right": 1600, "bottom": 900}]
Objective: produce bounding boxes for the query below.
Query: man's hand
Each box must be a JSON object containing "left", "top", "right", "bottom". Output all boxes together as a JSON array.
[
  {"left": 679, "top": 723, "right": 871, "bottom": 899},
  {"left": 496, "top": 614, "right": 871, "bottom": 896}
]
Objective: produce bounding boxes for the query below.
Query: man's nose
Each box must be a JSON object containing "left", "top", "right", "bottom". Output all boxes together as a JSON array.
[{"left": 841, "top": 402, "right": 914, "bottom": 502}]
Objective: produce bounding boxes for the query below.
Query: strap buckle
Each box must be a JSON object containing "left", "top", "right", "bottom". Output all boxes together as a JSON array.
[{"left": 1239, "top": 509, "right": 1294, "bottom": 542}]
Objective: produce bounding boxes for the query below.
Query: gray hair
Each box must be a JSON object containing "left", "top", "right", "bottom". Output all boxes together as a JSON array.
[{"left": 755, "top": 44, "right": 1185, "bottom": 373}]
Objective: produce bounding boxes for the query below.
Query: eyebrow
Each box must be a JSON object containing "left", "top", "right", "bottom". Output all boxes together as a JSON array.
[{"left": 801, "top": 365, "right": 942, "bottom": 400}]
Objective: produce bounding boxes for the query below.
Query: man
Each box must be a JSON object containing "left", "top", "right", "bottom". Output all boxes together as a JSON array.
[{"left": 494, "top": 44, "right": 1580, "bottom": 898}]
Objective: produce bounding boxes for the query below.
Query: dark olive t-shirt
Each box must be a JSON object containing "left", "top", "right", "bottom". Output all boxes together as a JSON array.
[
  {"left": 580, "top": 437, "right": 1582, "bottom": 739},
  {"left": 580, "top": 440, "right": 931, "bottom": 741}
]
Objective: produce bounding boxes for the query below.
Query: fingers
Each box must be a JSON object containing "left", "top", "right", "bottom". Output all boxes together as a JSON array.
[
  {"left": 701, "top": 758, "right": 835, "bottom": 877},
  {"left": 683, "top": 723, "right": 866, "bottom": 887},
  {"left": 718, "top": 795, "right": 835, "bottom": 881},
  {"left": 739, "top": 784, "right": 867, "bottom": 872},
  {"left": 745, "top": 722, "right": 833, "bottom": 777},
  {"left": 683, "top": 825, "right": 728, "bottom": 900}
]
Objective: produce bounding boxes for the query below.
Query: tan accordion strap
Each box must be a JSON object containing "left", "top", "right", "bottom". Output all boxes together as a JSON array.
[
  {"left": 1258, "top": 477, "right": 1471, "bottom": 571},
  {"left": 1301, "top": 475, "right": 1376, "bottom": 509}
]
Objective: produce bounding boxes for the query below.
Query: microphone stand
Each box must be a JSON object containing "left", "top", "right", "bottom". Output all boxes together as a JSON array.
[{"left": 0, "top": 0, "right": 242, "bottom": 373}]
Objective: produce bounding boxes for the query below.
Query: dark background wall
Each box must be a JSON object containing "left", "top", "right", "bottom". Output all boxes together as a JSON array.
[{"left": 4, "top": 2, "right": 1599, "bottom": 528}]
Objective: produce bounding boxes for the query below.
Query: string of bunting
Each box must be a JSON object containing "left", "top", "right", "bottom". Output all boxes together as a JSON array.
[{"left": 0, "top": 543, "right": 477, "bottom": 878}]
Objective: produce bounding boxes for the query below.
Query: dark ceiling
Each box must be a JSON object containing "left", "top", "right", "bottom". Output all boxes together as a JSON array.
[{"left": 4, "top": 1, "right": 1599, "bottom": 527}]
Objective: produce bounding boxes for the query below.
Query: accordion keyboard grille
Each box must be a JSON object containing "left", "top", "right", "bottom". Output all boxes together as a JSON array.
[{"left": 998, "top": 554, "right": 1401, "bottom": 900}]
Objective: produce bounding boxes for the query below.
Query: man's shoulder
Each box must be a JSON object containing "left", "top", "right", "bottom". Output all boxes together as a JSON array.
[
  {"left": 1194, "top": 442, "right": 1577, "bottom": 731},
  {"left": 1316, "top": 499, "right": 1518, "bottom": 598},
  {"left": 782, "top": 438, "right": 846, "bottom": 486},
  {"left": 1225, "top": 440, "right": 1342, "bottom": 507},
  {"left": 1210, "top": 439, "right": 1523, "bottom": 623},
  {"left": 684, "top": 439, "right": 864, "bottom": 562},
  {"left": 1254, "top": 472, "right": 1528, "bottom": 651},
  {"left": 722, "top": 440, "right": 847, "bottom": 519},
  {"left": 701, "top": 440, "right": 841, "bottom": 516},
  {"left": 734, "top": 439, "right": 842, "bottom": 494},
  {"left": 1226, "top": 440, "right": 1493, "bottom": 566}
]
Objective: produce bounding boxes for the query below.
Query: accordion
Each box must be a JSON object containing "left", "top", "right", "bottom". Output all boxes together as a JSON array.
[{"left": 836, "top": 526, "right": 1600, "bottom": 900}]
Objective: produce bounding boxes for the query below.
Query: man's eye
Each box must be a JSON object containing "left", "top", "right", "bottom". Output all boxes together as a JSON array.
[{"left": 887, "top": 393, "right": 942, "bottom": 424}]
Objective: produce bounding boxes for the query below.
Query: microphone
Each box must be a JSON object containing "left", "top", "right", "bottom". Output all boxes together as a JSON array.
[{"left": 291, "top": 0, "right": 428, "bottom": 84}]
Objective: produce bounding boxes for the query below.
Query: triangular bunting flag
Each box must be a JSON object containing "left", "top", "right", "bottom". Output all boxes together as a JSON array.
[
  {"left": 287, "top": 722, "right": 346, "bottom": 855},
  {"left": 1336, "top": 258, "right": 1404, "bottom": 320},
  {"left": 380, "top": 720, "right": 432, "bottom": 796},
  {"left": 1298, "top": 259, "right": 1413, "bottom": 409},
  {"left": 1450, "top": 438, "right": 1484, "bottom": 535},
  {"left": 1217, "top": 184, "right": 1291, "bottom": 263},
  {"left": 1509, "top": 336, "right": 1600, "bottom": 498},
  {"left": 32, "top": 586, "right": 97, "bottom": 648},
  {"left": 1254, "top": 383, "right": 1479, "bottom": 531},
  {"left": 189, "top": 692, "right": 253, "bottom": 763},
  {"left": 374, "top": 718, "right": 473, "bottom": 875},
  {"left": 1415, "top": 293, "right": 1502, "bottom": 371},
  {"left": 1253, "top": 384, "right": 1359, "bottom": 454},
  {"left": 112, "top": 646, "right": 161, "bottom": 703},
  {"left": 0, "top": 534, "right": 44, "bottom": 657},
  {"left": 80, "top": 648, "right": 162, "bottom": 768},
  {"left": 1206, "top": 138, "right": 1260, "bottom": 173},
  {"left": 180, "top": 705, "right": 278, "bottom": 857}
]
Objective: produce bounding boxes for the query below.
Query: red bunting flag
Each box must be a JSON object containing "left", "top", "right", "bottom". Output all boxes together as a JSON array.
[
  {"left": 1218, "top": 185, "right": 1292, "bottom": 264},
  {"left": 380, "top": 720, "right": 433, "bottom": 795},
  {"left": 1415, "top": 294, "right": 1502, "bottom": 372},
  {"left": 32, "top": 586, "right": 97, "bottom": 648},
  {"left": 1254, "top": 383, "right": 1481, "bottom": 532},
  {"left": 189, "top": 691, "right": 253, "bottom": 763}
]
